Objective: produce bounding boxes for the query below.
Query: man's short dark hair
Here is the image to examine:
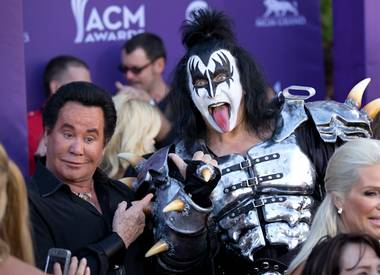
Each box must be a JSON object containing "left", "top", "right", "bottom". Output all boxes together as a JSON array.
[
  {"left": 43, "top": 82, "right": 116, "bottom": 144},
  {"left": 44, "top": 55, "right": 89, "bottom": 96},
  {"left": 123, "top": 32, "right": 166, "bottom": 61}
]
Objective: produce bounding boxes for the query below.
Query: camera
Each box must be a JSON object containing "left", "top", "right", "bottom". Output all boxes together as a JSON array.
[{"left": 44, "top": 248, "right": 71, "bottom": 275}]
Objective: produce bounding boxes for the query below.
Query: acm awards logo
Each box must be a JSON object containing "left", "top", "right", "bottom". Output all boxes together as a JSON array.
[
  {"left": 71, "top": 0, "right": 145, "bottom": 43},
  {"left": 255, "top": 0, "right": 306, "bottom": 27}
]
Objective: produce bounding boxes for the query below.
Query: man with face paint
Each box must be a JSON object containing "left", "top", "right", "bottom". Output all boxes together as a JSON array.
[
  {"left": 132, "top": 10, "right": 380, "bottom": 275},
  {"left": 187, "top": 49, "right": 243, "bottom": 134}
]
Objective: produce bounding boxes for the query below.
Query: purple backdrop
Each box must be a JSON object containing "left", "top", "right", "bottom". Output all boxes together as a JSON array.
[
  {"left": 0, "top": 0, "right": 325, "bottom": 173},
  {"left": 24, "top": 0, "right": 325, "bottom": 111},
  {"left": 226, "top": 0, "right": 325, "bottom": 99},
  {"left": 0, "top": 0, "right": 28, "bottom": 175},
  {"left": 333, "top": 0, "right": 380, "bottom": 104}
]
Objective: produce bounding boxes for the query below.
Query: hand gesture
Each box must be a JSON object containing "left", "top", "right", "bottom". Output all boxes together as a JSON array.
[
  {"left": 112, "top": 193, "right": 153, "bottom": 248},
  {"left": 168, "top": 151, "right": 220, "bottom": 207}
]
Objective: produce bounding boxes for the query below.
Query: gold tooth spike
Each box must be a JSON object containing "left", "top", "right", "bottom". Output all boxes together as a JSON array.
[
  {"left": 145, "top": 240, "right": 169, "bottom": 258},
  {"left": 200, "top": 166, "right": 213, "bottom": 182},
  {"left": 163, "top": 199, "right": 185, "bottom": 213},
  {"left": 117, "top": 152, "right": 144, "bottom": 167},
  {"left": 118, "top": 177, "right": 136, "bottom": 189},
  {"left": 363, "top": 98, "right": 380, "bottom": 120},
  {"left": 346, "top": 78, "right": 371, "bottom": 108}
]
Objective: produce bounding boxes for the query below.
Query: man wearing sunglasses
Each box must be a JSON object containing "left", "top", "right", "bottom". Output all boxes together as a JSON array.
[{"left": 115, "top": 33, "right": 174, "bottom": 148}]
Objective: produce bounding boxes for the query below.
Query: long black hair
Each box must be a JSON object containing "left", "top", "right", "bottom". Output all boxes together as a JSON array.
[{"left": 169, "top": 10, "right": 280, "bottom": 144}]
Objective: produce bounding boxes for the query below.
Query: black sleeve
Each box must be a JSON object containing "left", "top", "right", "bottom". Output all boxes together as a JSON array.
[
  {"left": 29, "top": 195, "right": 56, "bottom": 270},
  {"left": 28, "top": 194, "right": 124, "bottom": 275}
]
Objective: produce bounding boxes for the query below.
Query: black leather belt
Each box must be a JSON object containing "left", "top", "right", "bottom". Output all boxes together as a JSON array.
[
  {"left": 223, "top": 173, "right": 284, "bottom": 194},
  {"left": 228, "top": 196, "right": 287, "bottom": 218},
  {"left": 221, "top": 153, "right": 280, "bottom": 175}
]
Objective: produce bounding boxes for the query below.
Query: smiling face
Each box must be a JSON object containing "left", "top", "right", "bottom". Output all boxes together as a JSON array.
[
  {"left": 338, "top": 164, "right": 380, "bottom": 239},
  {"left": 187, "top": 49, "right": 243, "bottom": 133},
  {"left": 340, "top": 243, "right": 380, "bottom": 275},
  {"left": 45, "top": 102, "right": 105, "bottom": 185}
]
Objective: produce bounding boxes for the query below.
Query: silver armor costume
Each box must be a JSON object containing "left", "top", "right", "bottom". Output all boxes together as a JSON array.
[{"left": 139, "top": 93, "right": 372, "bottom": 275}]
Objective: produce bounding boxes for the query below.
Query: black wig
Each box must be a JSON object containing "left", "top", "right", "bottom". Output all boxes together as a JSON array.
[{"left": 169, "top": 9, "right": 280, "bottom": 144}]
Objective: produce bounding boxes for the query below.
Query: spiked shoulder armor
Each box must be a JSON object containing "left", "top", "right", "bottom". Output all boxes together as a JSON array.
[
  {"left": 275, "top": 83, "right": 373, "bottom": 143},
  {"left": 305, "top": 100, "right": 372, "bottom": 142}
]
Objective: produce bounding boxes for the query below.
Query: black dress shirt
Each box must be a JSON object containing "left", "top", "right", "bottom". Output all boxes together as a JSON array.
[{"left": 28, "top": 161, "right": 146, "bottom": 275}]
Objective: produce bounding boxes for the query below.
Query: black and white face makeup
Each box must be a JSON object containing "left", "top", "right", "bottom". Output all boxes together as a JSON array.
[{"left": 187, "top": 49, "right": 243, "bottom": 133}]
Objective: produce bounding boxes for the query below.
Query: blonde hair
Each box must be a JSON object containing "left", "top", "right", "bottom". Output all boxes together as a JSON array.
[
  {"left": 0, "top": 144, "right": 34, "bottom": 265},
  {"left": 288, "top": 138, "right": 380, "bottom": 273},
  {"left": 101, "top": 93, "right": 161, "bottom": 178}
]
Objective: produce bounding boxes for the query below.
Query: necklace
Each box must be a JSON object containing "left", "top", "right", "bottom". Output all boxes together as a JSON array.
[
  {"left": 73, "top": 191, "right": 92, "bottom": 201},
  {"left": 72, "top": 191, "right": 93, "bottom": 204}
]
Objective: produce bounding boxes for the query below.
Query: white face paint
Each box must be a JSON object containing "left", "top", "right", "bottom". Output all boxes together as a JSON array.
[{"left": 187, "top": 49, "right": 243, "bottom": 133}]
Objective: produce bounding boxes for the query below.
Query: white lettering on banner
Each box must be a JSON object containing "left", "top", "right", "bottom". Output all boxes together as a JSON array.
[
  {"left": 86, "top": 8, "right": 105, "bottom": 31},
  {"left": 123, "top": 6, "right": 145, "bottom": 28},
  {"left": 71, "top": 0, "right": 145, "bottom": 44},
  {"left": 84, "top": 29, "right": 144, "bottom": 43},
  {"left": 255, "top": 0, "right": 306, "bottom": 28},
  {"left": 103, "top": 6, "right": 122, "bottom": 30}
]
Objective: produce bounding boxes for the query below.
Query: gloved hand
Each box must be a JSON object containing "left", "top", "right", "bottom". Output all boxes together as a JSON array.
[{"left": 169, "top": 152, "right": 220, "bottom": 207}]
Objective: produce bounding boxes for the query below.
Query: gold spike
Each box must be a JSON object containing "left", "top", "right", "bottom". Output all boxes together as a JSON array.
[
  {"left": 118, "top": 177, "right": 136, "bottom": 189},
  {"left": 363, "top": 98, "right": 380, "bottom": 119},
  {"left": 200, "top": 166, "right": 213, "bottom": 182},
  {"left": 346, "top": 78, "right": 371, "bottom": 108},
  {"left": 145, "top": 240, "right": 169, "bottom": 258},
  {"left": 163, "top": 199, "right": 185, "bottom": 213},
  {"left": 117, "top": 152, "right": 143, "bottom": 167}
]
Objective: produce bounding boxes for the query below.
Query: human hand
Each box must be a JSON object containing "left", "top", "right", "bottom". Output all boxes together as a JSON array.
[
  {"left": 115, "top": 81, "right": 152, "bottom": 102},
  {"left": 169, "top": 152, "right": 220, "bottom": 207},
  {"left": 53, "top": 257, "right": 90, "bottom": 275},
  {"left": 168, "top": 151, "right": 218, "bottom": 180},
  {"left": 112, "top": 193, "right": 154, "bottom": 248}
]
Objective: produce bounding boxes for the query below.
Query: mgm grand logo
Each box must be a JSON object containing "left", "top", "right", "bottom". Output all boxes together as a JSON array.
[
  {"left": 71, "top": 0, "right": 145, "bottom": 43},
  {"left": 255, "top": 0, "right": 306, "bottom": 27}
]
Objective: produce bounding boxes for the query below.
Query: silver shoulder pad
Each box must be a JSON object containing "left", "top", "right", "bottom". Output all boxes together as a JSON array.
[
  {"left": 273, "top": 86, "right": 312, "bottom": 142},
  {"left": 306, "top": 100, "right": 372, "bottom": 142}
]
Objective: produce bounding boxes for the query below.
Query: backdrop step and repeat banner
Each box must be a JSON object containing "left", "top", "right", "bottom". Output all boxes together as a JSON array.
[
  {"left": 24, "top": 0, "right": 326, "bottom": 111},
  {"left": 5, "top": 0, "right": 327, "bottom": 175}
]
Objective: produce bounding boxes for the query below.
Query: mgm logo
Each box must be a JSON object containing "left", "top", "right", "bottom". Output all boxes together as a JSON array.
[{"left": 255, "top": 0, "right": 306, "bottom": 27}]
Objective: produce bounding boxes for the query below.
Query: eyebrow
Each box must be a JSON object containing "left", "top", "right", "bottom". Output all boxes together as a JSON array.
[
  {"left": 60, "top": 123, "right": 99, "bottom": 135},
  {"left": 191, "top": 71, "right": 207, "bottom": 79},
  {"left": 211, "top": 68, "right": 229, "bottom": 76},
  {"left": 361, "top": 186, "right": 380, "bottom": 190}
]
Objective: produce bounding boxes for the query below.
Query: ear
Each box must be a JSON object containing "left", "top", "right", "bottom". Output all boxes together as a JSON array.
[
  {"left": 332, "top": 192, "right": 344, "bottom": 210},
  {"left": 49, "top": 80, "right": 60, "bottom": 95},
  {"left": 43, "top": 129, "right": 48, "bottom": 145},
  {"left": 153, "top": 57, "right": 165, "bottom": 74}
]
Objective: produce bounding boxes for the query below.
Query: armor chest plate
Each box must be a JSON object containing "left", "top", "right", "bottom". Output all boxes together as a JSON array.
[
  {"left": 208, "top": 134, "right": 316, "bottom": 261},
  {"left": 211, "top": 134, "right": 316, "bottom": 215}
]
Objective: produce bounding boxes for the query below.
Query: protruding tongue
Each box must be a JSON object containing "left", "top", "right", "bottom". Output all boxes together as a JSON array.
[{"left": 212, "top": 105, "right": 230, "bottom": 132}]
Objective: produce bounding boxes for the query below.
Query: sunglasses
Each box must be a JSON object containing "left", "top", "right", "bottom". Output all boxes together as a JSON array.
[{"left": 118, "top": 60, "right": 154, "bottom": 75}]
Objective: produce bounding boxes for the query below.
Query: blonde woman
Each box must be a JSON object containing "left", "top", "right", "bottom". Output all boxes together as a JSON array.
[
  {"left": 0, "top": 144, "right": 90, "bottom": 275},
  {"left": 101, "top": 92, "right": 161, "bottom": 179},
  {"left": 287, "top": 138, "right": 380, "bottom": 274}
]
